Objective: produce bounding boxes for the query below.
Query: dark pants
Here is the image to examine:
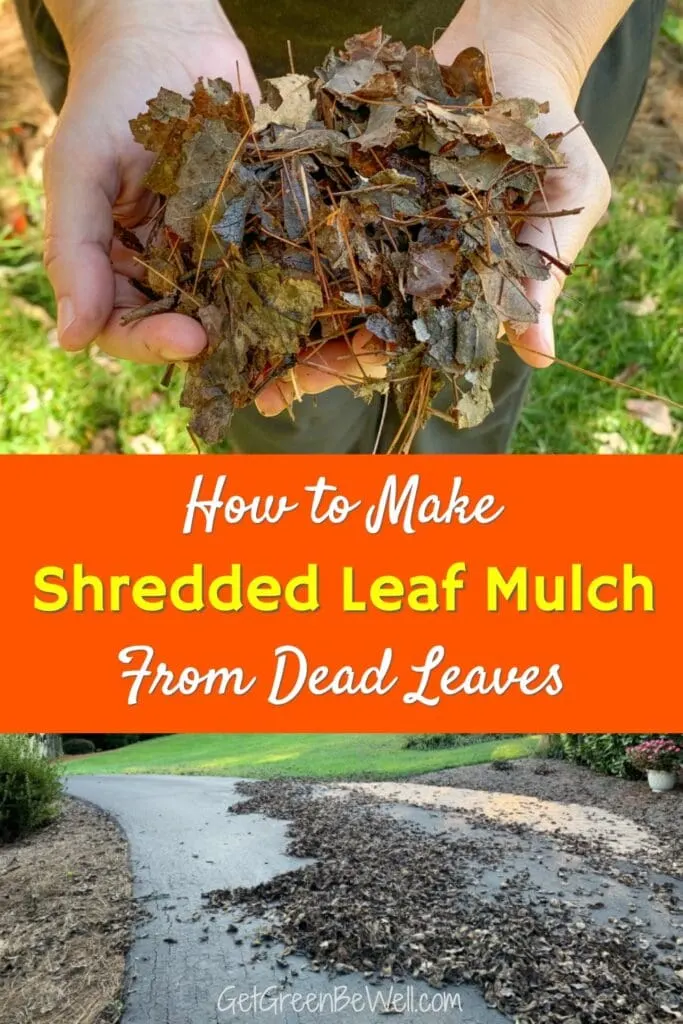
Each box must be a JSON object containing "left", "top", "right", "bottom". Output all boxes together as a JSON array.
[{"left": 16, "top": 0, "right": 666, "bottom": 452}]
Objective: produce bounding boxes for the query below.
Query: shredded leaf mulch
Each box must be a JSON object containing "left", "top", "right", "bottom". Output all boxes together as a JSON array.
[
  {"left": 0, "top": 797, "right": 135, "bottom": 1024},
  {"left": 415, "top": 757, "right": 683, "bottom": 877},
  {"left": 127, "top": 27, "right": 570, "bottom": 448},
  {"left": 204, "top": 780, "right": 682, "bottom": 1024}
]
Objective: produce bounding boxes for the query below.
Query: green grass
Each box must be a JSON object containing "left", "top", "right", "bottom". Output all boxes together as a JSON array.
[
  {"left": 513, "top": 181, "right": 682, "bottom": 454},
  {"left": 662, "top": 10, "right": 683, "bottom": 47},
  {"left": 1, "top": 158, "right": 680, "bottom": 453},
  {"left": 61, "top": 733, "right": 541, "bottom": 779}
]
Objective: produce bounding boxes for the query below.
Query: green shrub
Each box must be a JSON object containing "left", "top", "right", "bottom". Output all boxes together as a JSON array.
[
  {"left": 0, "top": 735, "right": 63, "bottom": 844},
  {"left": 553, "top": 734, "right": 683, "bottom": 778},
  {"left": 539, "top": 735, "right": 564, "bottom": 759},
  {"left": 62, "top": 738, "right": 96, "bottom": 756}
]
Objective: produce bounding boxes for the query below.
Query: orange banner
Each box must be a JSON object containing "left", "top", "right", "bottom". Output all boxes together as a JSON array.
[{"left": 0, "top": 455, "right": 679, "bottom": 732}]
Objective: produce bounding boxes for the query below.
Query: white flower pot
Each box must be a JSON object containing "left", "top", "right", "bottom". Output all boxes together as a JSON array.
[{"left": 647, "top": 769, "right": 677, "bottom": 793}]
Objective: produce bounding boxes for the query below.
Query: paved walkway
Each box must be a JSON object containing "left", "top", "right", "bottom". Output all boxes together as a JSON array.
[
  {"left": 66, "top": 775, "right": 681, "bottom": 1024},
  {"left": 66, "top": 775, "right": 508, "bottom": 1024}
]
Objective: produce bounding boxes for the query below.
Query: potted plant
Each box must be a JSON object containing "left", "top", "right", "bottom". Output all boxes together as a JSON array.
[{"left": 626, "top": 738, "right": 682, "bottom": 793}]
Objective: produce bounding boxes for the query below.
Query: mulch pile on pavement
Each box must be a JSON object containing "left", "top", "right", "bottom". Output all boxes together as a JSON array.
[
  {"left": 413, "top": 756, "right": 683, "bottom": 855},
  {"left": 204, "top": 779, "right": 682, "bottom": 1024},
  {"left": 0, "top": 797, "right": 135, "bottom": 1024}
]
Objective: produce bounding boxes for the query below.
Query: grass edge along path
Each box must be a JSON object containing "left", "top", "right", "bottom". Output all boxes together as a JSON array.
[{"left": 62, "top": 733, "right": 540, "bottom": 780}]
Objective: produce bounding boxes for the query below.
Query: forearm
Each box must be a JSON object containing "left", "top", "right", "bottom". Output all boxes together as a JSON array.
[
  {"left": 441, "top": 0, "right": 634, "bottom": 101},
  {"left": 44, "top": 0, "right": 234, "bottom": 60}
]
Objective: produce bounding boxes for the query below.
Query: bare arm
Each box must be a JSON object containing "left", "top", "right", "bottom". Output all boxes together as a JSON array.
[
  {"left": 435, "top": 0, "right": 634, "bottom": 102},
  {"left": 42, "top": 0, "right": 258, "bottom": 360},
  {"left": 428, "top": 0, "right": 628, "bottom": 369},
  {"left": 44, "top": 0, "right": 240, "bottom": 57}
]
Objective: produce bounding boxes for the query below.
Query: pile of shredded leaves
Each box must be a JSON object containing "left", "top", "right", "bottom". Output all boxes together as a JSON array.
[
  {"left": 126, "top": 27, "right": 568, "bottom": 448},
  {"left": 203, "top": 781, "right": 682, "bottom": 1024}
]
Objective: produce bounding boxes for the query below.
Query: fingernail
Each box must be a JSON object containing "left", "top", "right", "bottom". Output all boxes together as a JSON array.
[{"left": 57, "top": 297, "right": 75, "bottom": 341}]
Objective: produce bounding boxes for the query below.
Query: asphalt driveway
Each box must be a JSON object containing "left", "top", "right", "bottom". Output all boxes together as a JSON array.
[
  {"left": 66, "top": 775, "right": 508, "bottom": 1024},
  {"left": 66, "top": 775, "right": 681, "bottom": 1024}
]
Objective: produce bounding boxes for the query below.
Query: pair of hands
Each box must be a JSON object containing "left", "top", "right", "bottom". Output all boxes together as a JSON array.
[{"left": 45, "top": 7, "right": 611, "bottom": 418}]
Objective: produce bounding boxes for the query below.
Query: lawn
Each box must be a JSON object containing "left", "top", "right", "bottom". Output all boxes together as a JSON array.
[
  {"left": 0, "top": 11, "right": 681, "bottom": 454},
  {"left": 61, "top": 733, "right": 541, "bottom": 779}
]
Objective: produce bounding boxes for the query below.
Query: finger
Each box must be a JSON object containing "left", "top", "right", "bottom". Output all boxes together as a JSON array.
[
  {"left": 296, "top": 329, "right": 387, "bottom": 392},
  {"left": 93, "top": 275, "right": 207, "bottom": 365},
  {"left": 509, "top": 127, "right": 611, "bottom": 368},
  {"left": 255, "top": 330, "right": 387, "bottom": 417},
  {"left": 350, "top": 327, "right": 388, "bottom": 366},
  {"left": 110, "top": 237, "right": 146, "bottom": 279},
  {"left": 256, "top": 377, "right": 296, "bottom": 416},
  {"left": 43, "top": 133, "right": 119, "bottom": 352}
]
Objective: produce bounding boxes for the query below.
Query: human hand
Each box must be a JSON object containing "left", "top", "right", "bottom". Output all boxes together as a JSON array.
[
  {"left": 257, "top": 18, "right": 612, "bottom": 418},
  {"left": 254, "top": 329, "right": 388, "bottom": 417},
  {"left": 433, "top": 24, "right": 612, "bottom": 369},
  {"left": 44, "top": 2, "right": 260, "bottom": 364}
]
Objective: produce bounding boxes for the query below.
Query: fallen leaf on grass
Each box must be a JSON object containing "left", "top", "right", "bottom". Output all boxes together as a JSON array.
[
  {"left": 45, "top": 417, "right": 61, "bottom": 441},
  {"left": 130, "top": 392, "right": 164, "bottom": 414},
  {"left": 593, "top": 431, "right": 629, "bottom": 455},
  {"left": 90, "top": 427, "right": 120, "bottom": 454},
  {"left": 613, "top": 363, "right": 642, "bottom": 384},
  {"left": 18, "top": 383, "right": 41, "bottom": 414},
  {"left": 8, "top": 296, "right": 55, "bottom": 330},
  {"left": 619, "top": 295, "right": 659, "bottom": 317},
  {"left": 90, "top": 346, "right": 123, "bottom": 375},
  {"left": 625, "top": 399, "right": 677, "bottom": 437},
  {"left": 130, "top": 434, "right": 166, "bottom": 455}
]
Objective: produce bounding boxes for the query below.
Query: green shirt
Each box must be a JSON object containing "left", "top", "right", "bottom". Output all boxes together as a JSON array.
[
  {"left": 26, "top": 0, "right": 463, "bottom": 86},
  {"left": 224, "top": 1, "right": 464, "bottom": 78}
]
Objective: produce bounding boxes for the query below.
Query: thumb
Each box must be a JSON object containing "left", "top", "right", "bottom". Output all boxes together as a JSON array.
[
  {"left": 510, "top": 127, "right": 612, "bottom": 369},
  {"left": 43, "top": 130, "right": 119, "bottom": 351}
]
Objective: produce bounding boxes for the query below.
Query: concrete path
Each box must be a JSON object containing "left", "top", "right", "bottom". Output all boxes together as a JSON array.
[{"left": 66, "top": 775, "right": 509, "bottom": 1024}]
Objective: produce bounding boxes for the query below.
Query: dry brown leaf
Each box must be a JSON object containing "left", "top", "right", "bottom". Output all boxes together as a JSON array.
[
  {"left": 594, "top": 431, "right": 629, "bottom": 454},
  {"left": 625, "top": 399, "right": 677, "bottom": 437},
  {"left": 253, "top": 75, "right": 316, "bottom": 132},
  {"left": 8, "top": 296, "right": 55, "bottom": 330},
  {"left": 620, "top": 295, "right": 659, "bottom": 317},
  {"left": 89, "top": 427, "right": 120, "bottom": 454},
  {"left": 130, "top": 435, "right": 166, "bottom": 455},
  {"left": 613, "top": 363, "right": 642, "bottom": 384}
]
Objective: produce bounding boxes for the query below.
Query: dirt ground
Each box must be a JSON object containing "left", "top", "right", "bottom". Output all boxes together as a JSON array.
[
  {"left": 413, "top": 756, "right": 683, "bottom": 850},
  {"left": 0, "top": 797, "right": 135, "bottom": 1024},
  {"left": 616, "top": 8, "right": 683, "bottom": 182}
]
